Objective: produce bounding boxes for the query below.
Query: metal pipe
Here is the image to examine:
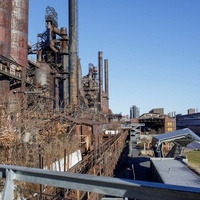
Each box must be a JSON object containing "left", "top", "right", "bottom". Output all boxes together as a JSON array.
[
  {"left": 104, "top": 59, "right": 109, "bottom": 110},
  {"left": 69, "top": 0, "right": 78, "bottom": 105},
  {"left": 50, "top": 40, "right": 58, "bottom": 53},
  {"left": 98, "top": 51, "right": 103, "bottom": 111},
  {"left": 37, "top": 50, "right": 42, "bottom": 62},
  {"left": 52, "top": 26, "right": 61, "bottom": 35},
  {"left": 60, "top": 27, "right": 69, "bottom": 106},
  {"left": 104, "top": 59, "right": 109, "bottom": 98},
  {"left": 47, "top": 21, "right": 59, "bottom": 53}
]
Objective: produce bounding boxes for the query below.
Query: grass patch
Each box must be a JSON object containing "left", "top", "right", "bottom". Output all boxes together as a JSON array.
[{"left": 185, "top": 150, "right": 200, "bottom": 165}]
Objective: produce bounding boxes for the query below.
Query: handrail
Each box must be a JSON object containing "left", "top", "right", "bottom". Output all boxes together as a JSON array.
[{"left": 0, "top": 164, "right": 199, "bottom": 200}]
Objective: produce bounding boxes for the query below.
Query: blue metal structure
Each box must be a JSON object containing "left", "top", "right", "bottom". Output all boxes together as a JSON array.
[
  {"left": 151, "top": 128, "right": 200, "bottom": 157},
  {"left": 176, "top": 113, "right": 200, "bottom": 135}
]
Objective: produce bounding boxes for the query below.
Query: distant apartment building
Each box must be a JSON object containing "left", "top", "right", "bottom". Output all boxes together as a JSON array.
[
  {"left": 130, "top": 105, "right": 140, "bottom": 119},
  {"left": 187, "top": 108, "right": 196, "bottom": 115}
]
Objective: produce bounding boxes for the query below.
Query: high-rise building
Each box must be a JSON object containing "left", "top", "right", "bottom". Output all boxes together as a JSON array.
[{"left": 130, "top": 105, "right": 140, "bottom": 119}]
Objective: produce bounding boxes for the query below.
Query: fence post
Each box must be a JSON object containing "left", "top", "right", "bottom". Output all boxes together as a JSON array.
[{"left": 2, "top": 169, "right": 15, "bottom": 200}]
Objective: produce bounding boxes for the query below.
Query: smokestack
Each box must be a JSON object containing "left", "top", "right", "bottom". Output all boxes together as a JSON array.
[
  {"left": 11, "top": 0, "right": 29, "bottom": 92},
  {"left": 98, "top": 51, "right": 103, "bottom": 111},
  {"left": 60, "top": 27, "right": 69, "bottom": 106},
  {"left": 11, "top": 0, "right": 29, "bottom": 67},
  {"left": 104, "top": 59, "right": 109, "bottom": 111},
  {"left": 0, "top": 0, "right": 11, "bottom": 57},
  {"left": 104, "top": 59, "right": 109, "bottom": 98},
  {"left": 0, "top": 0, "right": 12, "bottom": 93},
  {"left": 69, "top": 0, "right": 78, "bottom": 105}
]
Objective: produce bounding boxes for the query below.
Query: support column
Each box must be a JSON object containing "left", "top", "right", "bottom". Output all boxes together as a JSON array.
[{"left": 2, "top": 169, "right": 15, "bottom": 200}]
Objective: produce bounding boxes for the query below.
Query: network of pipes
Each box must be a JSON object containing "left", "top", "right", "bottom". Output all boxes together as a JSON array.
[
  {"left": 0, "top": 0, "right": 110, "bottom": 114},
  {"left": 0, "top": 0, "right": 127, "bottom": 199}
]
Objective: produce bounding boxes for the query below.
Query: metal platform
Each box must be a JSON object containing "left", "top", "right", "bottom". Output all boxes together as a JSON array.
[{"left": 151, "top": 158, "right": 200, "bottom": 188}]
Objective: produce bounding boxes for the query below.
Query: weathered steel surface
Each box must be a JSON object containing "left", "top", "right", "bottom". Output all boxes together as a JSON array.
[
  {"left": 61, "top": 27, "right": 69, "bottom": 106},
  {"left": 0, "top": 0, "right": 11, "bottom": 93},
  {"left": 69, "top": 0, "right": 78, "bottom": 105},
  {"left": 104, "top": 59, "right": 109, "bottom": 97},
  {"left": 0, "top": 75, "right": 10, "bottom": 93},
  {"left": 0, "top": 0, "right": 11, "bottom": 57},
  {"left": 98, "top": 51, "right": 103, "bottom": 111},
  {"left": 11, "top": 0, "right": 29, "bottom": 67},
  {"left": 104, "top": 59, "right": 109, "bottom": 111},
  {"left": 35, "top": 62, "right": 53, "bottom": 97}
]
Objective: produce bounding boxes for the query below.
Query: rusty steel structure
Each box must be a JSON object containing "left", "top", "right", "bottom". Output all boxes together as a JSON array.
[
  {"left": 0, "top": 0, "right": 28, "bottom": 94},
  {"left": 104, "top": 59, "right": 109, "bottom": 97},
  {"left": 0, "top": 1, "right": 124, "bottom": 199},
  {"left": 0, "top": 0, "right": 110, "bottom": 114},
  {"left": 98, "top": 51, "right": 103, "bottom": 112},
  {"left": 11, "top": 0, "right": 29, "bottom": 68},
  {"left": 0, "top": 0, "right": 12, "bottom": 93},
  {"left": 82, "top": 63, "right": 99, "bottom": 109},
  {"left": 104, "top": 59, "right": 109, "bottom": 112},
  {"left": 11, "top": 0, "right": 28, "bottom": 93},
  {"left": 69, "top": 0, "right": 78, "bottom": 105},
  {"left": 0, "top": 0, "right": 11, "bottom": 57},
  {"left": 54, "top": 130, "right": 128, "bottom": 200}
]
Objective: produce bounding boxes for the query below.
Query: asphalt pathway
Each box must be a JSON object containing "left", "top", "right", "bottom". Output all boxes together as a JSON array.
[{"left": 114, "top": 139, "right": 151, "bottom": 181}]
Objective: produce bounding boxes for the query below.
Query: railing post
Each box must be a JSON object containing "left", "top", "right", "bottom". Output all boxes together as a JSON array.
[{"left": 2, "top": 169, "right": 15, "bottom": 200}]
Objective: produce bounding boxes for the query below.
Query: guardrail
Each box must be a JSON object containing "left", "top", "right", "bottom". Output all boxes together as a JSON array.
[{"left": 0, "top": 164, "right": 199, "bottom": 200}]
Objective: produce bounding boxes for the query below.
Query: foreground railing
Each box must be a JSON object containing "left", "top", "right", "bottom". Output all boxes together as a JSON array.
[{"left": 0, "top": 164, "right": 199, "bottom": 200}]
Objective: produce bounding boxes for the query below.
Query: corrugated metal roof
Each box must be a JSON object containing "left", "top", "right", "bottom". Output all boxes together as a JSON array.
[
  {"left": 151, "top": 158, "right": 200, "bottom": 187},
  {"left": 152, "top": 128, "right": 200, "bottom": 147}
]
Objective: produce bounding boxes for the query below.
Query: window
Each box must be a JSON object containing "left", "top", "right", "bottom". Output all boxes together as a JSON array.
[
  {"left": 167, "top": 122, "right": 172, "bottom": 126},
  {"left": 167, "top": 128, "right": 173, "bottom": 132}
]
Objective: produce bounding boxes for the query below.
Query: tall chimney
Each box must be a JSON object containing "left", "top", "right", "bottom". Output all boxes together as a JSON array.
[
  {"left": 11, "top": 0, "right": 29, "bottom": 92},
  {"left": 60, "top": 27, "right": 69, "bottom": 106},
  {"left": 0, "top": 0, "right": 12, "bottom": 93},
  {"left": 0, "top": 0, "right": 11, "bottom": 57},
  {"left": 104, "top": 59, "right": 109, "bottom": 98},
  {"left": 69, "top": 0, "right": 78, "bottom": 105},
  {"left": 11, "top": 0, "right": 29, "bottom": 68},
  {"left": 98, "top": 51, "right": 103, "bottom": 111}
]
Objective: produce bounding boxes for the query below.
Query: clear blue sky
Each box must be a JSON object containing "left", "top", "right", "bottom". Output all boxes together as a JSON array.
[{"left": 29, "top": 0, "right": 200, "bottom": 116}]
